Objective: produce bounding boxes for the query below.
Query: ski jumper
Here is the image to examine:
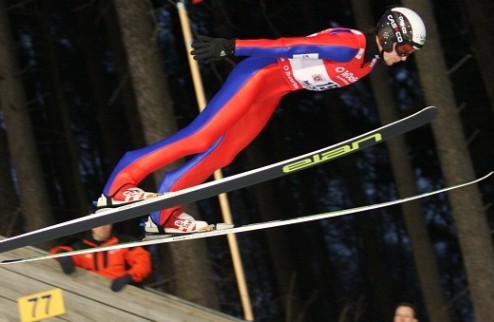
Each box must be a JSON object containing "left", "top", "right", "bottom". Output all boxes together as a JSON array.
[{"left": 103, "top": 28, "right": 378, "bottom": 225}]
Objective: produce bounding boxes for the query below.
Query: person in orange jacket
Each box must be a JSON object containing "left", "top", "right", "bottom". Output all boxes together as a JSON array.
[{"left": 50, "top": 223, "right": 152, "bottom": 292}]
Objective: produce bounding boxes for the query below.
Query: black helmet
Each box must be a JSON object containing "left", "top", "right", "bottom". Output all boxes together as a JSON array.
[{"left": 377, "top": 7, "right": 426, "bottom": 53}]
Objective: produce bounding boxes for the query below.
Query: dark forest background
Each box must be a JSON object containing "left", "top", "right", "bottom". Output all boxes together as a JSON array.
[{"left": 0, "top": 0, "right": 493, "bottom": 321}]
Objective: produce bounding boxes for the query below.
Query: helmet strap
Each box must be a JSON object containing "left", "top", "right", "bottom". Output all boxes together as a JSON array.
[{"left": 379, "top": 49, "right": 385, "bottom": 60}]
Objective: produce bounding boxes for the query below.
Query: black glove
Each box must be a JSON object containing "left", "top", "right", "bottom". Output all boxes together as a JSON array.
[
  {"left": 191, "top": 35, "right": 235, "bottom": 63},
  {"left": 58, "top": 255, "right": 75, "bottom": 275},
  {"left": 110, "top": 274, "right": 134, "bottom": 292}
]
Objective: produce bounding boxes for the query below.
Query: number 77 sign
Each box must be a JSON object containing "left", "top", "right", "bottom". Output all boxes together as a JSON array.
[{"left": 17, "top": 288, "right": 65, "bottom": 322}]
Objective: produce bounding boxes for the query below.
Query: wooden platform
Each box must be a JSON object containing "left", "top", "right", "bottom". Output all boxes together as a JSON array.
[{"left": 0, "top": 241, "right": 245, "bottom": 322}]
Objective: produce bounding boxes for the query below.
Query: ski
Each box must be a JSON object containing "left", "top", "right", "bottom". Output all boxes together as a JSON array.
[
  {"left": 0, "top": 106, "right": 437, "bottom": 254},
  {"left": 2, "top": 171, "right": 491, "bottom": 264}
]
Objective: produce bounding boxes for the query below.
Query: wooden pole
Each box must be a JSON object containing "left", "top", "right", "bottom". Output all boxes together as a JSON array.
[{"left": 176, "top": 2, "right": 254, "bottom": 320}]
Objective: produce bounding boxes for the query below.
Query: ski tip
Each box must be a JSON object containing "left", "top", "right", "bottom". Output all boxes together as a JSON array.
[
  {"left": 481, "top": 171, "right": 494, "bottom": 180},
  {"left": 424, "top": 105, "right": 438, "bottom": 111},
  {"left": 423, "top": 106, "right": 438, "bottom": 117}
]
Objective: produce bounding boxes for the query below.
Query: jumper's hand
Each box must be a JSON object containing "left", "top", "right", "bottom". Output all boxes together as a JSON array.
[{"left": 191, "top": 35, "right": 235, "bottom": 63}]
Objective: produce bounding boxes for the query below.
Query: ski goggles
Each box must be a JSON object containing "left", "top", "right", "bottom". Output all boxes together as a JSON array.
[{"left": 395, "top": 43, "right": 416, "bottom": 57}]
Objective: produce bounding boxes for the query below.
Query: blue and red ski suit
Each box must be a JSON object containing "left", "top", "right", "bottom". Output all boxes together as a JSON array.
[{"left": 103, "top": 28, "right": 379, "bottom": 225}]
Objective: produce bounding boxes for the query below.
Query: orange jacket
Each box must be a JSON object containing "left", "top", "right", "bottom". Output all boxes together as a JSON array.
[{"left": 50, "top": 234, "right": 152, "bottom": 283}]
